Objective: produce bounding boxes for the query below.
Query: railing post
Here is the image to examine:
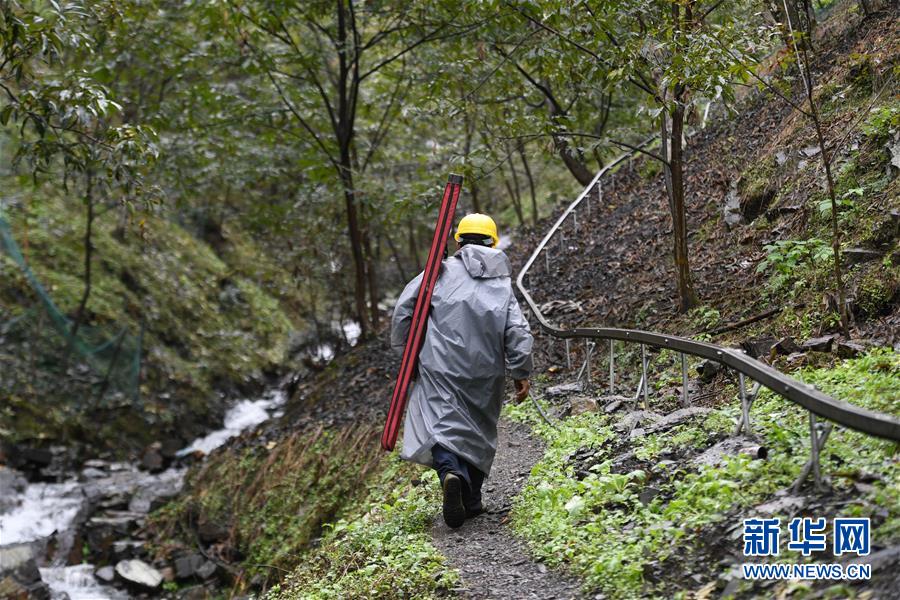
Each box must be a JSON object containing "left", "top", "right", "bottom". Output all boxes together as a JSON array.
[
  {"left": 608, "top": 339, "right": 615, "bottom": 396},
  {"left": 545, "top": 247, "right": 550, "bottom": 272},
  {"left": 739, "top": 373, "right": 751, "bottom": 435},
  {"left": 809, "top": 412, "right": 821, "bottom": 488},
  {"left": 792, "top": 420, "right": 833, "bottom": 492},
  {"left": 640, "top": 344, "right": 649, "bottom": 410},
  {"left": 585, "top": 339, "right": 592, "bottom": 383},
  {"left": 565, "top": 338, "right": 571, "bottom": 370},
  {"left": 681, "top": 353, "right": 689, "bottom": 407}
]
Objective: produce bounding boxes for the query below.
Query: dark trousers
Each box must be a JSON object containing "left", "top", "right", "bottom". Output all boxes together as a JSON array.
[{"left": 432, "top": 444, "right": 485, "bottom": 510}]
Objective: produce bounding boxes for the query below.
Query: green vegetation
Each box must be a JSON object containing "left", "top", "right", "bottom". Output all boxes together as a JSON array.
[
  {"left": 149, "top": 425, "right": 383, "bottom": 580},
  {"left": 506, "top": 350, "right": 900, "bottom": 598},
  {"left": 150, "top": 423, "right": 456, "bottom": 598},
  {"left": 0, "top": 189, "right": 297, "bottom": 450},
  {"left": 757, "top": 238, "right": 834, "bottom": 296},
  {"left": 688, "top": 305, "right": 722, "bottom": 330},
  {"left": 268, "top": 465, "right": 457, "bottom": 600}
]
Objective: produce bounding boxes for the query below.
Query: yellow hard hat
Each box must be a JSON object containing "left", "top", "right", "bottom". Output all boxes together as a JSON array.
[{"left": 454, "top": 213, "right": 499, "bottom": 248}]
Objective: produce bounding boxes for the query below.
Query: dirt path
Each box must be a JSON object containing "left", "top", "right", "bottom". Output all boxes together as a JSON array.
[{"left": 431, "top": 419, "right": 584, "bottom": 599}]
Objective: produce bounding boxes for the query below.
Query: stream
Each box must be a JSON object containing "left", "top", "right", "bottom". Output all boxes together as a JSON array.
[{"left": 0, "top": 389, "right": 287, "bottom": 599}]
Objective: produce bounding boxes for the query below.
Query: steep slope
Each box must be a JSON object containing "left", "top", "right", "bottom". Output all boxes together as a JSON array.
[
  {"left": 513, "top": 9, "right": 899, "bottom": 355},
  {"left": 140, "top": 7, "right": 899, "bottom": 600},
  {"left": 0, "top": 188, "right": 301, "bottom": 457}
]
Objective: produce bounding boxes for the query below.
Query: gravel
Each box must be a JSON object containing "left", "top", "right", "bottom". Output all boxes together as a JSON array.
[{"left": 431, "top": 418, "right": 584, "bottom": 599}]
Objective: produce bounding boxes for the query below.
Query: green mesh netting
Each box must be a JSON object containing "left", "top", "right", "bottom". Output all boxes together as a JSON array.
[{"left": 0, "top": 212, "right": 142, "bottom": 407}]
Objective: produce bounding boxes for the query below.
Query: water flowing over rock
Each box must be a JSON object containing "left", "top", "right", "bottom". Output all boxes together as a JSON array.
[
  {"left": 0, "top": 389, "right": 286, "bottom": 599},
  {"left": 115, "top": 559, "right": 163, "bottom": 590}
]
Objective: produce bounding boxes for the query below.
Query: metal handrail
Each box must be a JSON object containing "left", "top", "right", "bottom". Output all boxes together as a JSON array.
[{"left": 515, "top": 145, "right": 900, "bottom": 443}]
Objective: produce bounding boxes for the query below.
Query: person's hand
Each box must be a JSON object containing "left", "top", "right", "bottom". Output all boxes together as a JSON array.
[{"left": 513, "top": 379, "right": 530, "bottom": 403}]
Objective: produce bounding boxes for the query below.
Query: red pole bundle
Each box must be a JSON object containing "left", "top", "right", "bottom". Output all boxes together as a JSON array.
[{"left": 382, "top": 174, "right": 463, "bottom": 451}]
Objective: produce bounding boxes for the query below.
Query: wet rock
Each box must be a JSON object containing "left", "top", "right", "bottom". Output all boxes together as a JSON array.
[
  {"left": 801, "top": 334, "right": 838, "bottom": 352},
  {"left": 80, "top": 467, "right": 107, "bottom": 480},
  {"left": 693, "top": 437, "right": 756, "bottom": 467},
  {"left": 645, "top": 407, "right": 712, "bottom": 433},
  {"left": 0, "top": 543, "right": 50, "bottom": 600},
  {"left": 843, "top": 248, "right": 883, "bottom": 265},
  {"left": 82, "top": 459, "right": 109, "bottom": 470},
  {"left": 756, "top": 494, "right": 806, "bottom": 516},
  {"left": 4, "top": 445, "right": 53, "bottom": 479},
  {"left": 178, "top": 585, "right": 212, "bottom": 600},
  {"left": 800, "top": 145, "right": 820, "bottom": 158},
  {"left": 602, "top": 396, "right": 630, "bottom": 413},
  {"left": 84, "top": 512, "right": 143, "bottom": 562},
  {"left": 568, "top": 396, "right": 599, "bottom": 415},
  {"left": 784, "top": 352, "right": 809, "bottom": 366},
  {"left": 737, "top": 165, "right": 777, "bottom": 222},
  {"left": 617, "top": 411, "right": 660, "bottom": 433},
  {"left": 545, "top": 381, "right": 583, "bottom": 397},
  {"left": 837, "top": 339, "right": 866, "bottom": 358},
  {"left": 723, "top": 181, "right": 743, "bottom": 228},
  {"left": 696, "top": 360, "right": 722, "bottom": 383},
  {"left": 0, "top": 468, "right": 27, "bottom": 513},
  {"left": 0, "top": 544, "right": 40, "bottom": 583},
  {"left": 115, "top": 559, "right": 163, "bottom": 590},
  {"left": 772, "top": 336, "right": 801, "bottom": 356},
  {"left": 197, "top": 519, "right": 229, "bottom": 544},
  {"left": 740, "top": 337, "right": 776, "bottom": 358},
  {"left": 638, "top": 488, "right": 660, "bottom": 506},
  {"left": 140, "top": 443, "right": 165, "bottom": 473},
  {"left": 849, "top": 544, "right": 900, "bottom": 570},
  {"left": 0, "top": 575, "right": 50, "bottom": 600},
  {"left": 889, "top": 138, "right": 900, "bottom": 172},
  {"left": 175, "top": 554, "right": 205, "bottom": 580},
  {"left": 128, "top": 469, "right": 184, "bottom": 513},
  {"left": 196, "top": 560, "right": 218, "bottom": 581},
  {"left": 160, "top": 438, "right": 184, "bottom": 460},
  {"left": 111, "top": 540, "right": 146, "bottom": 561},
  {"left": 95, "top": 566, "right": 115, "bottom": 583},
  {"left": 868, "top": 210, "right": 900, "bottom": 248}
]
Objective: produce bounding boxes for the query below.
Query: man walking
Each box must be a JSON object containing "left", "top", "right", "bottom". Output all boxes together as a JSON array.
[{"left": 391, "top": 213, "right": 534, "bottom": 528}]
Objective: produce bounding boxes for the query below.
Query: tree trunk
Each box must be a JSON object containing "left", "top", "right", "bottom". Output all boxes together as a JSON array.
[
  {"left": 518, "top": 145, "right": 539, "bottom": 225},
  {"left": 340, "top": 164, "right": 371, "bottom": 339},
  {"left": 797, "top": 44, "right": 850, "bottom": 334},
  {"left": 660, "top": 109, "right": 675, "bottom": 217},
  {"left": 552, "top": 133, "right": 594, "bottom": 186},
  {"left": 364, "top": 225, "right": 380, "bottom": 330},
  {"left": 667, "top": 97, "right": 699, "bottom": 313},
  {"left": 470, "top": 181, "right": 482, "bottom": 213},
  {"left": 407, "top": 218, "right": 421, "bottom": 273},
  {"left": 384, "top": 231, "right": 408, "bottom": 283},
  {"left": 501, "top": 163, "right": 526, "bottom": 226},
  {"left": 506, "top": 148, "right": 526, "bottom": 226},
  {"left": 70, "top": 169, "right": 95, "bottom": 342}
]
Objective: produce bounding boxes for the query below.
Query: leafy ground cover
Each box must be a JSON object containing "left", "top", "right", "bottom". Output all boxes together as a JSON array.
[
  {"left": 506, "top": 349, "right": 900, "bottom": 598},
  {"left": 265, "top": 459, "right": 457, "bottom": 600},
  {"left": 0, "top": 188, "right": 299, "bottom": 454}
]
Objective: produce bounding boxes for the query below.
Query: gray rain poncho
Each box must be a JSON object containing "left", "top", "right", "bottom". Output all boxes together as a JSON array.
[{"left": 391, "top": 244, "right": 534, "bottom": 476}]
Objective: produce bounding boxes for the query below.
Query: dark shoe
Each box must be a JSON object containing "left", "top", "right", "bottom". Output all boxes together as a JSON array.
[
  {"left": 442, "top": 473, "right": 466, "bottom": 528},
  {"left": 465, "top": 503, "right": 485, "bottom": 519}
]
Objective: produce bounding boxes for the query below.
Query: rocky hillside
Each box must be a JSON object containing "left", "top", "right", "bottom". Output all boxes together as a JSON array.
[
  {"left": 0, "top": 187, "right": 303, "bottom": 459},
  {"left": 2, "top": 5, "right": 897, "bottom": 600}
]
